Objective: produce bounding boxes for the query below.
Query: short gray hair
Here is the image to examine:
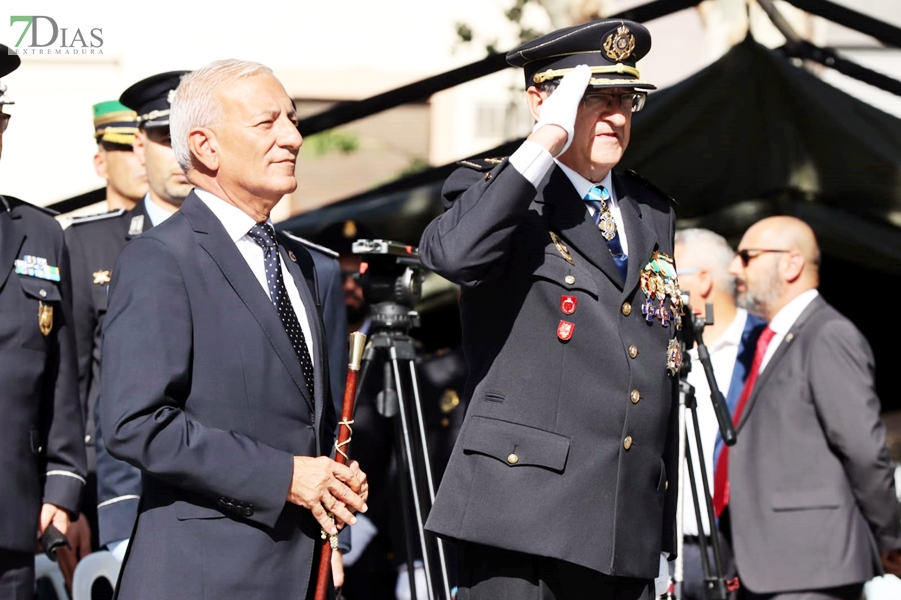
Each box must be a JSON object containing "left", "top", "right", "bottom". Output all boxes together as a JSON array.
[
  {"left": 169, "top": 59, "right": 273, "bottom": 172},
  {"left": 674, "top": 228, "right": 736, "bottom": 296}
]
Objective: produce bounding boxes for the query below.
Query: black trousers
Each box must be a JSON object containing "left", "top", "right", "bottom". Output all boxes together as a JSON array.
[
  {"left": 740, "top": 583, "right": 863, "bottom": 600},
  {"left": 0, "top": 549, "right": 33, "bottom": 600},
  {"left": 457, "top": 542, "right": 654, "bottom": 600}
]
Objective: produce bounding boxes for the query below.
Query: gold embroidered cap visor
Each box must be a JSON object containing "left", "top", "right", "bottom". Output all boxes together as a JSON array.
[
  {"left": 120, "top": 70, "right": 191, "bottom": 129},
  {"left": 506, "top": 19, "right": 656, "bottom": 91}
]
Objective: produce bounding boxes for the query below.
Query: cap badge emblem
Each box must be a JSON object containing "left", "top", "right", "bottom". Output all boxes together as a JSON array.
[{"left": 603, "top": 24, "right": 635, "bottom": 62}]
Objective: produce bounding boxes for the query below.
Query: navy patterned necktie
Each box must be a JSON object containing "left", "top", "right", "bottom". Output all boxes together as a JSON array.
[
  {"left": 584, "top": 185, "right": 628, "bottom": 281},
  {"left": 247, "top": 222, "right": 314, "bottom": 398}
]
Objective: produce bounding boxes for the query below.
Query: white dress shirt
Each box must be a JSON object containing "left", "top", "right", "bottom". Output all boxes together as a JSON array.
[
  {"left": 759, "top": 288, "right": 819, "bottom": 374},
  {"left": 194, "top": 188, "right": 315, "bottom": 365},
  {"left": 682, "top": 309, "right": 750, "bottom": 536},
  {"left": 143, "top": 193, "right": 175, "bottom": 227},
  {"left": 508, "top": 140, "right": 629, "bottom": 253}
]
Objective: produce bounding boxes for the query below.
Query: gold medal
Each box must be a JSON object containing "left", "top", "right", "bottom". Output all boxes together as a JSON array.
[
  {"left": 549, "top": 231, "right": 574, "bottom": 265},
  {"left": 38, "top": 301, "right": 53, "bottom": 336}
]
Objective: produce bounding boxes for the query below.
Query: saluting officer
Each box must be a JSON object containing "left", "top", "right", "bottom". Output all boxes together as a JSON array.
[
  {"left": 65, "top": 71, "right": 193, "bottom": 561},
  {"left": 0, "top": 47, "right": 87, "bottom": 600},
  {"left": 420, "top": 19, "right": 681, "bottom": 599}
]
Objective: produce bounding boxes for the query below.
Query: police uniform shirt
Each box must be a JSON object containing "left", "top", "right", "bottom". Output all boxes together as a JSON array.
[
  {"left": 682, "top": 308, "right": 750, "bottom": 537},
  {"left": 193, "top": 188, "right": 315, "bottom": 363},
  {"left": 507, "top": 139, "right": 630, "bottom": 252},
  {"left": 142, "top": 193, "right": 175, "bottom": 228}
]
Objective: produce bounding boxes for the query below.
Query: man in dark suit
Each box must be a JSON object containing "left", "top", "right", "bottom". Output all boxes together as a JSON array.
[
  {"left": 100, "top": 59, "right": 367, "bottom": 600},
  {"left": 724, "top": 216, "right": 901, "bottom": 599},
  {"left": 420, "top": 19, "right": 680, "bottom": 600},
  {"left": 0, "top": 47, "right": 87, "bottom": 600}
]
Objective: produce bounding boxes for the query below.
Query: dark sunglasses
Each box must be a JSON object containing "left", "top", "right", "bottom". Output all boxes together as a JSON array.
[{"left": 735, "top": 248, "right": 790, "bottom": 267}]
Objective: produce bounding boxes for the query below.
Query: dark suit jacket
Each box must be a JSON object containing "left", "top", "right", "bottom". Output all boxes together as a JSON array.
[
  {"left": 100, "top": 191, "right": 336, "bottom": 599},
  {"left": 730, "top": 294, "right": 901, "bottom": 593},
  {"left": 419, "top": 161, "right": 680, "bottom": 579},
  {"left": 0, "top": 195, "right": 86, "bottom": 553}
]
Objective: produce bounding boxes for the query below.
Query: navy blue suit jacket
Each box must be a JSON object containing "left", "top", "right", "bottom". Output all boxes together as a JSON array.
[{"left": 100, "top": 191, "right": 336, "bottom": 599}]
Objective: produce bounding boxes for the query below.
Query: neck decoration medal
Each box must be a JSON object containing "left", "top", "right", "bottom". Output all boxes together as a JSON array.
[{"left": 639, "top": 251, "right": 684, "bottom": 329}]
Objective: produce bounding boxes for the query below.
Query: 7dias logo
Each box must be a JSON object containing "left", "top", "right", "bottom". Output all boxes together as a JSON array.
[{"left": 8, "top": 16, "right": 103, "bottom": 55}]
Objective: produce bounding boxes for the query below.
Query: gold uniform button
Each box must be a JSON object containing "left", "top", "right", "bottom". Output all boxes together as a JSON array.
[
  {"left": 621, "top": 302, "right": 632, "bottom": 316},
  {"left": 628, "top": 345, "right": 638, "bottom": 359},
  {"left": 623, "top": 436, "right": 633, "bottom": 450},
  {"left": 564, "top": 275, "right": 575, "bottom": 285},
  {"left": 507, "top": 453, "right": 519, "bottom": 465},
  {"left": 630, "top": 389, "right": 640, "bottom": 404}
]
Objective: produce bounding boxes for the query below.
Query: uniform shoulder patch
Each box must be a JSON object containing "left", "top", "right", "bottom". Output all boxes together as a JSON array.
[
  {"left": 622, "top": 170, "right": 678, "bottom": 206},
  {"left": 456, "top": 156, "right": 508, "bottom": 172},
  {"left": 69, "top": 208, "right": 126, "bottom": 225},
  {"left": 279, "top": 230, "right": 339, "bottom": 259},
  {"left": 1, "top": 195, "right": 60, "bottom": 217}
]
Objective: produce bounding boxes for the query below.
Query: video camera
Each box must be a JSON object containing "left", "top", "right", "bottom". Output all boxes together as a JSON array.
[{"left": 352, "top": 239, "right": 425, "bottom": 332}]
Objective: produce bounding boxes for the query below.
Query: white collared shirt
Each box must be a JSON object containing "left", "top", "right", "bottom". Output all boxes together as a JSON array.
[
  {"left": 507, "top": 140, "right": 629, "bottom": 253},
  {"left": 759, "top": 288, "right": 819, "bottom": 373},
  {"left": 143, "top": 193, "right": 175, "bottom": 227},
  {"left": 193, "top": 188, "right": 314, "bottom": 365},
  {"left": 682, "top": 308, "right": 750, "bottom": 536}
]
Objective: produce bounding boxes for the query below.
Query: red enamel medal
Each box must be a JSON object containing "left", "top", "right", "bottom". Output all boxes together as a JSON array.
[
  {"left": 560, "top": 295, "right": 577, "bottom": 315},
  {"left": 557, "top": 320, "right": 574, "bottom": 341}
]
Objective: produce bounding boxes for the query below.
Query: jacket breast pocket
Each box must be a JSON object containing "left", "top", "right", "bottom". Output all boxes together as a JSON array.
[
  {"left": 462, "top": 415, "right": 570, "bottom": 473},
  {"left": 771, "top": 489, "right": 843, "bottom": 512},
  {"left": 18, "top": 275, "right": 62, "bottom": 351},
  {"left": 532, "top": 256, "right": 598, "bottom": 299}
]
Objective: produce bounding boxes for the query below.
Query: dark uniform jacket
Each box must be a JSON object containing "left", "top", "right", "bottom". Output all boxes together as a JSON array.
[
  {"left": 419, "top": 160, "right": 680, "bottom": 579},
  {"left": 730, "top": 295, "right": 901, "bottom": 593},
  {"left": 0, "top": 195, "right": 86, "bottom": 553},
  {"left": 100, "top": 192, "right": 337, "bottom": 599},
  {"left": 65, "top": 202, "right": 150, "bottom": 547}
]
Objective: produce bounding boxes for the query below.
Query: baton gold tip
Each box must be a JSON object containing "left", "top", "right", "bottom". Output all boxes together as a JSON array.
[{"left": 348, "top": 332, "right": 367, "bottom": 371}]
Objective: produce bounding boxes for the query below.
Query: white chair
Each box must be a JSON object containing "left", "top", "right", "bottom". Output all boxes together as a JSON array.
[
  {"left": 71, "top": 550, "right": 121, "bottom": 600},
  {"left": 34, "top": 553, "right": 69, "bottom": 600}
]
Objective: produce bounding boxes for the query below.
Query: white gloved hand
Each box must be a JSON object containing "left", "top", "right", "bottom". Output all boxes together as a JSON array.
[
  {"left": 532, "top": 64, "right": 592, "bottom": 157},
  {"left": 395, "top": 560, "right": 428, "bottom": 600},
  {"left": 654, "top": 553, "right": 671, "bottom": 597}
]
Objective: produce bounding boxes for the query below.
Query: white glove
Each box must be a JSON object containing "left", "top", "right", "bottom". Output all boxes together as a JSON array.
[
  {"left": 654, "top": 552, "right": 671, "bottom": 597},
  {"left": 532, "top": 64, "right": 591, "bottom": 157},
  {"left": 395, "top": 560, "right": 428, "bottom": 600}
]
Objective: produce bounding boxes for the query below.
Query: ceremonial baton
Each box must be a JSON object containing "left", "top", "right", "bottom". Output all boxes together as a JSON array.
[{"left": 314, "top": 331, "right": 367, "bottom": 600}]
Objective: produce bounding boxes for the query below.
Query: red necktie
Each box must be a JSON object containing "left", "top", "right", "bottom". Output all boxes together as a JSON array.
[{"left": 713, "top": 326, "right": 776, "bottom": 518}]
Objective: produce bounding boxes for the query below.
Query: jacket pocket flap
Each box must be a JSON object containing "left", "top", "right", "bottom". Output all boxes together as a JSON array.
[
  {"left": 175, "top": 502, "right": 227, "bottom": 521},
  {"left": 463, "top": 416, "right": 570, "bottom": 472},
  {"left": 771, "top": 489, "right": 843, "bottom": 511},
  {"left": 18, "top": 276, "right": 62, "bottom": 302},
  {"left": 533, "top": 258, "right": 598, "bottom": 297}
]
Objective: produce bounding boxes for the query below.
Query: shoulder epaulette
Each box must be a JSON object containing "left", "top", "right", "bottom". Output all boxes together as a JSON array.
[
  {"left": 622, "top": 170, "right": 678, "bottom": 206},
  {"left": 456, "top": 156, "right": 508, "bottom": 172},
  {"left": 69, "top": 208, "right": 126, "bottom": 225},
  {"left": 1, "top": 195, "right": 60, "bottom": 217},
  {"left": 279, "top": 230, "right": 339, "bottom": 259}
]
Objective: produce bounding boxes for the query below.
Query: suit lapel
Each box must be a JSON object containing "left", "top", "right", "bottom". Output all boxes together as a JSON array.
[
  {"left": 738, "top": 296, "right": 826, "bottom": 429},
  {"left": 278, "top": 239, "right": 328, "bottom": 430},
  {"left": 0, "top": 206, "right": 26, "bottom": 291},
  {"left": 614, "top": 172, "right": 658, "bottom": 296},
  {"left": 542, "top": 167, "right": 624, "bottom": 289},
  {"left": 181, "top": 193, "right": 315, "bottom": 412}
]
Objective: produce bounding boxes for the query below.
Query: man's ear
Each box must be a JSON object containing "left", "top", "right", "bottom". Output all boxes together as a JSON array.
[
  {"left": 133, "top": 131, "right": 147, "bottom": 167},
  {"left": 782, "top": 251, "right": 805, "bottom": 283},
  {"left": 93, "top": 147, "right": 107, "bottom": 179},
  {"left": 188, "top": 127, "right": 218, "bottom": 172},
  {"left": 526, "top": 86, "right": 546, "bottom": 123}
]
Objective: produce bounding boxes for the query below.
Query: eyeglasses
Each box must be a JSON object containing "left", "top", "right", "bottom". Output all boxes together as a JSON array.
[
  {"left": 581, "top": 92, "right": 647, "bottom": 113},
  {"left": 0, "top": 113, "right": 10, "bottom": 134},
  {"left": 735, "top": 248, "right": 791, "bottom": 267}
]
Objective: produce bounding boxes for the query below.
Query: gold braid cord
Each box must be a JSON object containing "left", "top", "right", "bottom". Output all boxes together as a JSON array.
[{"left": 320, "top": 418, "right": 356, "bottom": 547}]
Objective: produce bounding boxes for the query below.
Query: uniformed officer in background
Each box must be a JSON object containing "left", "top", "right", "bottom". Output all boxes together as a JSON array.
[
  {"left": 90, "top": 101, "right": 147, "bottom": 212},
  {"left": 66, "top": 71, "right": 192, "bottom": 566},
  {"left": 420, "top": 19, "right": 680, "bottom": 599},
  {"left": 0, "top": 46, "right": 87, "bottom": 600}
]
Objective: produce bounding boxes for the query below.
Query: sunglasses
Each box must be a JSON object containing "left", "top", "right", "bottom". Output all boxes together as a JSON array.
[{"left": 735, "top": 248, "right": 790, "bottom": 267}]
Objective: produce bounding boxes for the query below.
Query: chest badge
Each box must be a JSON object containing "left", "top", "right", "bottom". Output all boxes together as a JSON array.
[
  {"left": 557, "top": 320, "right": 575, "bottom": 341},
  {"left": 93, "top": 270, "right": 112, "bottom": 285},
  {"left": 549, "top": 231, "right": 574, "bottom": 265},
  {"left": 666, "top": 338, "right": 683, "bottom": 376},
  {"left": 15, "top": 255, "right": 61, "bottom": 282},
  {"left": 639, "top": 251, "right": 684, "bottom": 329},
  {"left": 560, "top": 295, "right": 577, "bottom": 315},
  {"left": 38, "top": 301, "right": 53, "bottom": 336}
]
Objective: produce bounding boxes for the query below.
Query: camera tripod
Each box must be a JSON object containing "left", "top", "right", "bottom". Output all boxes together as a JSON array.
[{"left": 354, "top": 301, "right": 452, "bottom": 600}]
